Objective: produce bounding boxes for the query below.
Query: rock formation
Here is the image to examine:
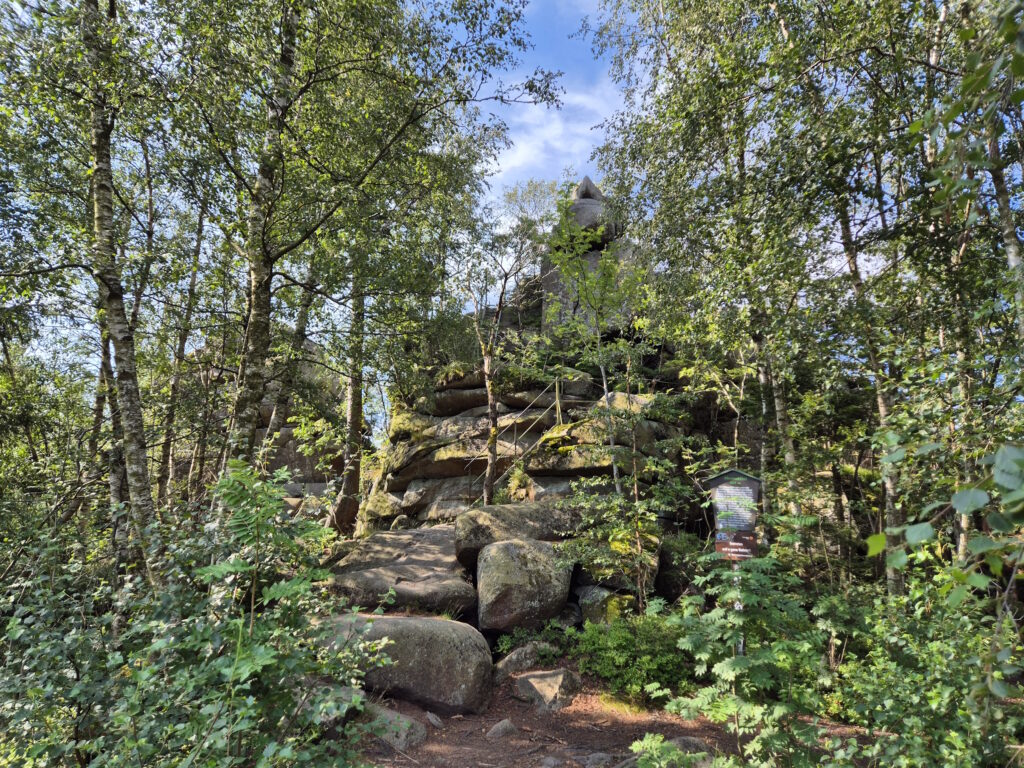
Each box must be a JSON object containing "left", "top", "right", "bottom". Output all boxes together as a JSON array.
[{"left": 317, "top": 180, "right": 728, "bottom": 719}]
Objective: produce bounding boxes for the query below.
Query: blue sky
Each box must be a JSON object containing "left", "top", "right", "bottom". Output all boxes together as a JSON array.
[{"left": 485, "top": 0, "right": 620, "bottom": 193}]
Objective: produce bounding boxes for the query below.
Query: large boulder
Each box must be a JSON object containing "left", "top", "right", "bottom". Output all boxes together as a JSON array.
[
  {"left": 359, "top": 616, "right": 493, "bottom": 714},
  {"left": 359, "top": 490, "right": 406, "bottom": 528},
  {"left": 328, "top": 525, "right": 476, "bottom": 616},
  {"left": 455, "top": 502, "right": 579, "bottom": 570},
  {"left": 477, "top": 539, "right": 571, "bottom": 632}
]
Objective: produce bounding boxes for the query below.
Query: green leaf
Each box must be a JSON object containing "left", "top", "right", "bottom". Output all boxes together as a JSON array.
[
  {"left": 989, "top": 678, "right": 1011, "bottom": 698},
  {"left": 262, "top": 577, "right": 310, "bottom": 603},
  {"left": 905, "top": 522, "right": 935, "bottom": 546},
  {"left": 967, "top": 535, "right": 1002, "bottom": 555},
  {"left": 946, "top": 584, "right": 969, "bottom": 607},
  {"left": 887, "top": 549, "right": 908, "bottom": 569},
  {"left": 966, "top": 572, "right": 990, "bottom": 589},
  {"left": 952, "top": 489, "right": 989, "bottom": 514},
  {"left": 196, "top": 558, "right": 252, "bottom": 582},
  {"left": 866, "top": 533, "right": 887, "bottom": 557},
  {"left": 915, "top": 442, "right": 943, "bottom": 456},
  {"left": 988, "top": 511, "right": 1014, "bottom": 533},
  {"left": 881, "top": 447, "right": 906, "bottom": 465}
]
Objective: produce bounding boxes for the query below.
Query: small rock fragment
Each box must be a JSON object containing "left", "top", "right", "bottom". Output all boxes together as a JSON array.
[
  {"left": 364, "top": 703, "right": 427, "bottom": 751},
  {"left": 515, "top": 668, "right": 582, "bottom": 712},
  {"left": 494, "top": 641, "right": 557, "bottom": 682},
  {"left": 425, "top": 711, "right": 443, "bottom": 729},
  {"left": 486, "top": 718, "right": 517, "bottom": 739},
  {"left": 581, "top": 753, "right": 613, "bottom": 768}
]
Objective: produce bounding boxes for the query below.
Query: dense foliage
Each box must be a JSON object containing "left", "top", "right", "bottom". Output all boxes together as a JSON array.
[
  {"left": 1, "top": 464, "right": 386, "bottom": 766},
  {"left": 5, "top": 0, "right": 1024, "bottom": 764}
]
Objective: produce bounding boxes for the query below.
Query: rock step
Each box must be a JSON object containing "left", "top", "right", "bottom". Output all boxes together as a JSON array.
[{"left": 329, "top": 525, "right": 476, "bottom": 616}]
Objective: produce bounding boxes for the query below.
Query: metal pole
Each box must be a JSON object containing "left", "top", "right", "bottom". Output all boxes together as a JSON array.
[{"left": 733, "top": 561, "right": 744, "bottom": 657}]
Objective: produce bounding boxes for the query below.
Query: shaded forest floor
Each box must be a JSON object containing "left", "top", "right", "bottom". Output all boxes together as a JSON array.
[{"left": 359, "top": 672, "right": 733, "bottom": 768}]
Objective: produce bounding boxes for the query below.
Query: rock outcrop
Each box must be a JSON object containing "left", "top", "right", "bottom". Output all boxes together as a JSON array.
[
  {"left": 328, "top": 525, "right": 476, "bottom": 616},
  {"left": 454, "top": 502, "right": 579, "bottom": 570}
]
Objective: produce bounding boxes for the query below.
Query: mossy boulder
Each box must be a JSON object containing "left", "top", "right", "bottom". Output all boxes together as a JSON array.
[
  {"left": 338, "top": 615, "right": 493, "bottom": 714},
  {"left": 388, "top": 408, "right": 439, "bottom": 444},
  {"left": 575, "top": 585, "right": 635, "bottom": 624},
  {"left": 360, "top": 491, "right": 404, "bottom": 526},
  {"left": 477, "top": 539, "right": 571, "bottom": 632}
]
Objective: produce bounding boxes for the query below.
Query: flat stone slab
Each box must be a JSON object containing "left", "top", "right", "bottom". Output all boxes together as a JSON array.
[{"left": 329, "top": 524, "right": 476, "bottom": 615}]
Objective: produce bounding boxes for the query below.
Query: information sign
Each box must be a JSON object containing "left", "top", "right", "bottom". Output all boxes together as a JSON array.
[{"left": 707, "top": 470, "right": 761, "bottom": 561}]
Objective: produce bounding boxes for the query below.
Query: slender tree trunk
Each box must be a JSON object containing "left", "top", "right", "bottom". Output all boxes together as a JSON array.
[
  {"left": 187, "top": 365, "right": 217, "bottom": 503},
  {"left": 230, "top": 3, "right": 297, "bottom": 455},
  {"left": 838, "top": 201, "right": 904, "bottom": 596},
  {"left": 986, "top": 123, "right": 1024, "bottom": 339},
  {"left": 87, "top": 354, "right": 107, "bottom": 463},
  {"left": 595, "top": 326, "right": 623, "bottom": 495},
  {"left": 0, "top": 335, "right": 39, "bottom": 463},
  {"left": 831, "top": 463, "right": 848, "bottom": 573},
  {"left": 101, "top": 329, "right": 130, "bottom": 576},
  {"left": 129, "top": 136, "right": 156, "bottom": 333},
  {"left": 157, "top": 201, "right": 205, "bottom": 507},
  {"left": 482, "top": 348, "right": 499, "bottom": 505},
  {"left": 949, "top": 193, "right": 976, "bottom": 560},
  {"left": 756, "top": 352, "right": 772, "bottom": 519},
  {"left": 768, "top": 359, "right": 802, "bottom": 523},
  {"left": 83, "top": 0, "right": 156, "bottom": 558},
  {"left": 264, "top": 281, "right": 315, "bottom": 442},
  {"left": 331, "top": 276, "right": 365, "bottom": 532}
]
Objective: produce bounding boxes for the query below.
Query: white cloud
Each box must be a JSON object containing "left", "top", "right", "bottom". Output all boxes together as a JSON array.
[{"left": 487, "top": 72, "right": 621, "bottom": 195}]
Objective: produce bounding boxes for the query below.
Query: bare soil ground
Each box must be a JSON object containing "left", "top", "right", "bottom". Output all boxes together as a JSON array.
[{"left": 359, "top": 672, "right": 734, "bottom": 768}]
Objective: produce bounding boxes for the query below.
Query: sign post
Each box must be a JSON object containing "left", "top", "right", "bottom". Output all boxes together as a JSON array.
[{"left": 706, "top": 470, "right": 762, "bottom": 657}]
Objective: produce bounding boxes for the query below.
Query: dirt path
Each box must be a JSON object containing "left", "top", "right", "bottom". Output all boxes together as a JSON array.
[{"left": 360, "top": 673, "right": 733, "bottom": 768}]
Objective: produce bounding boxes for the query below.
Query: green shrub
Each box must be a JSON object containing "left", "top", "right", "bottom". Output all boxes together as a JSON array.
[
  {"left": 628, "top": 734, "right": 709, "bottom": 767},
  {"left": 570, "top": 612, "right": 692, "bottom": 703},
  {"left": 822, "top": 578, "right": 1023, "bottom": 767},
  {"left": 495, "top": 620, "right": 571, "bottom": 658},
  {"left": 558, "top": 480, "right": 661, "bottom": 608},
  {"left": 667, "top": 554, "right": 827, "bottom": 765},
  {"left": 0, "top": 463, "right": 384, "bottom": 767}
]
